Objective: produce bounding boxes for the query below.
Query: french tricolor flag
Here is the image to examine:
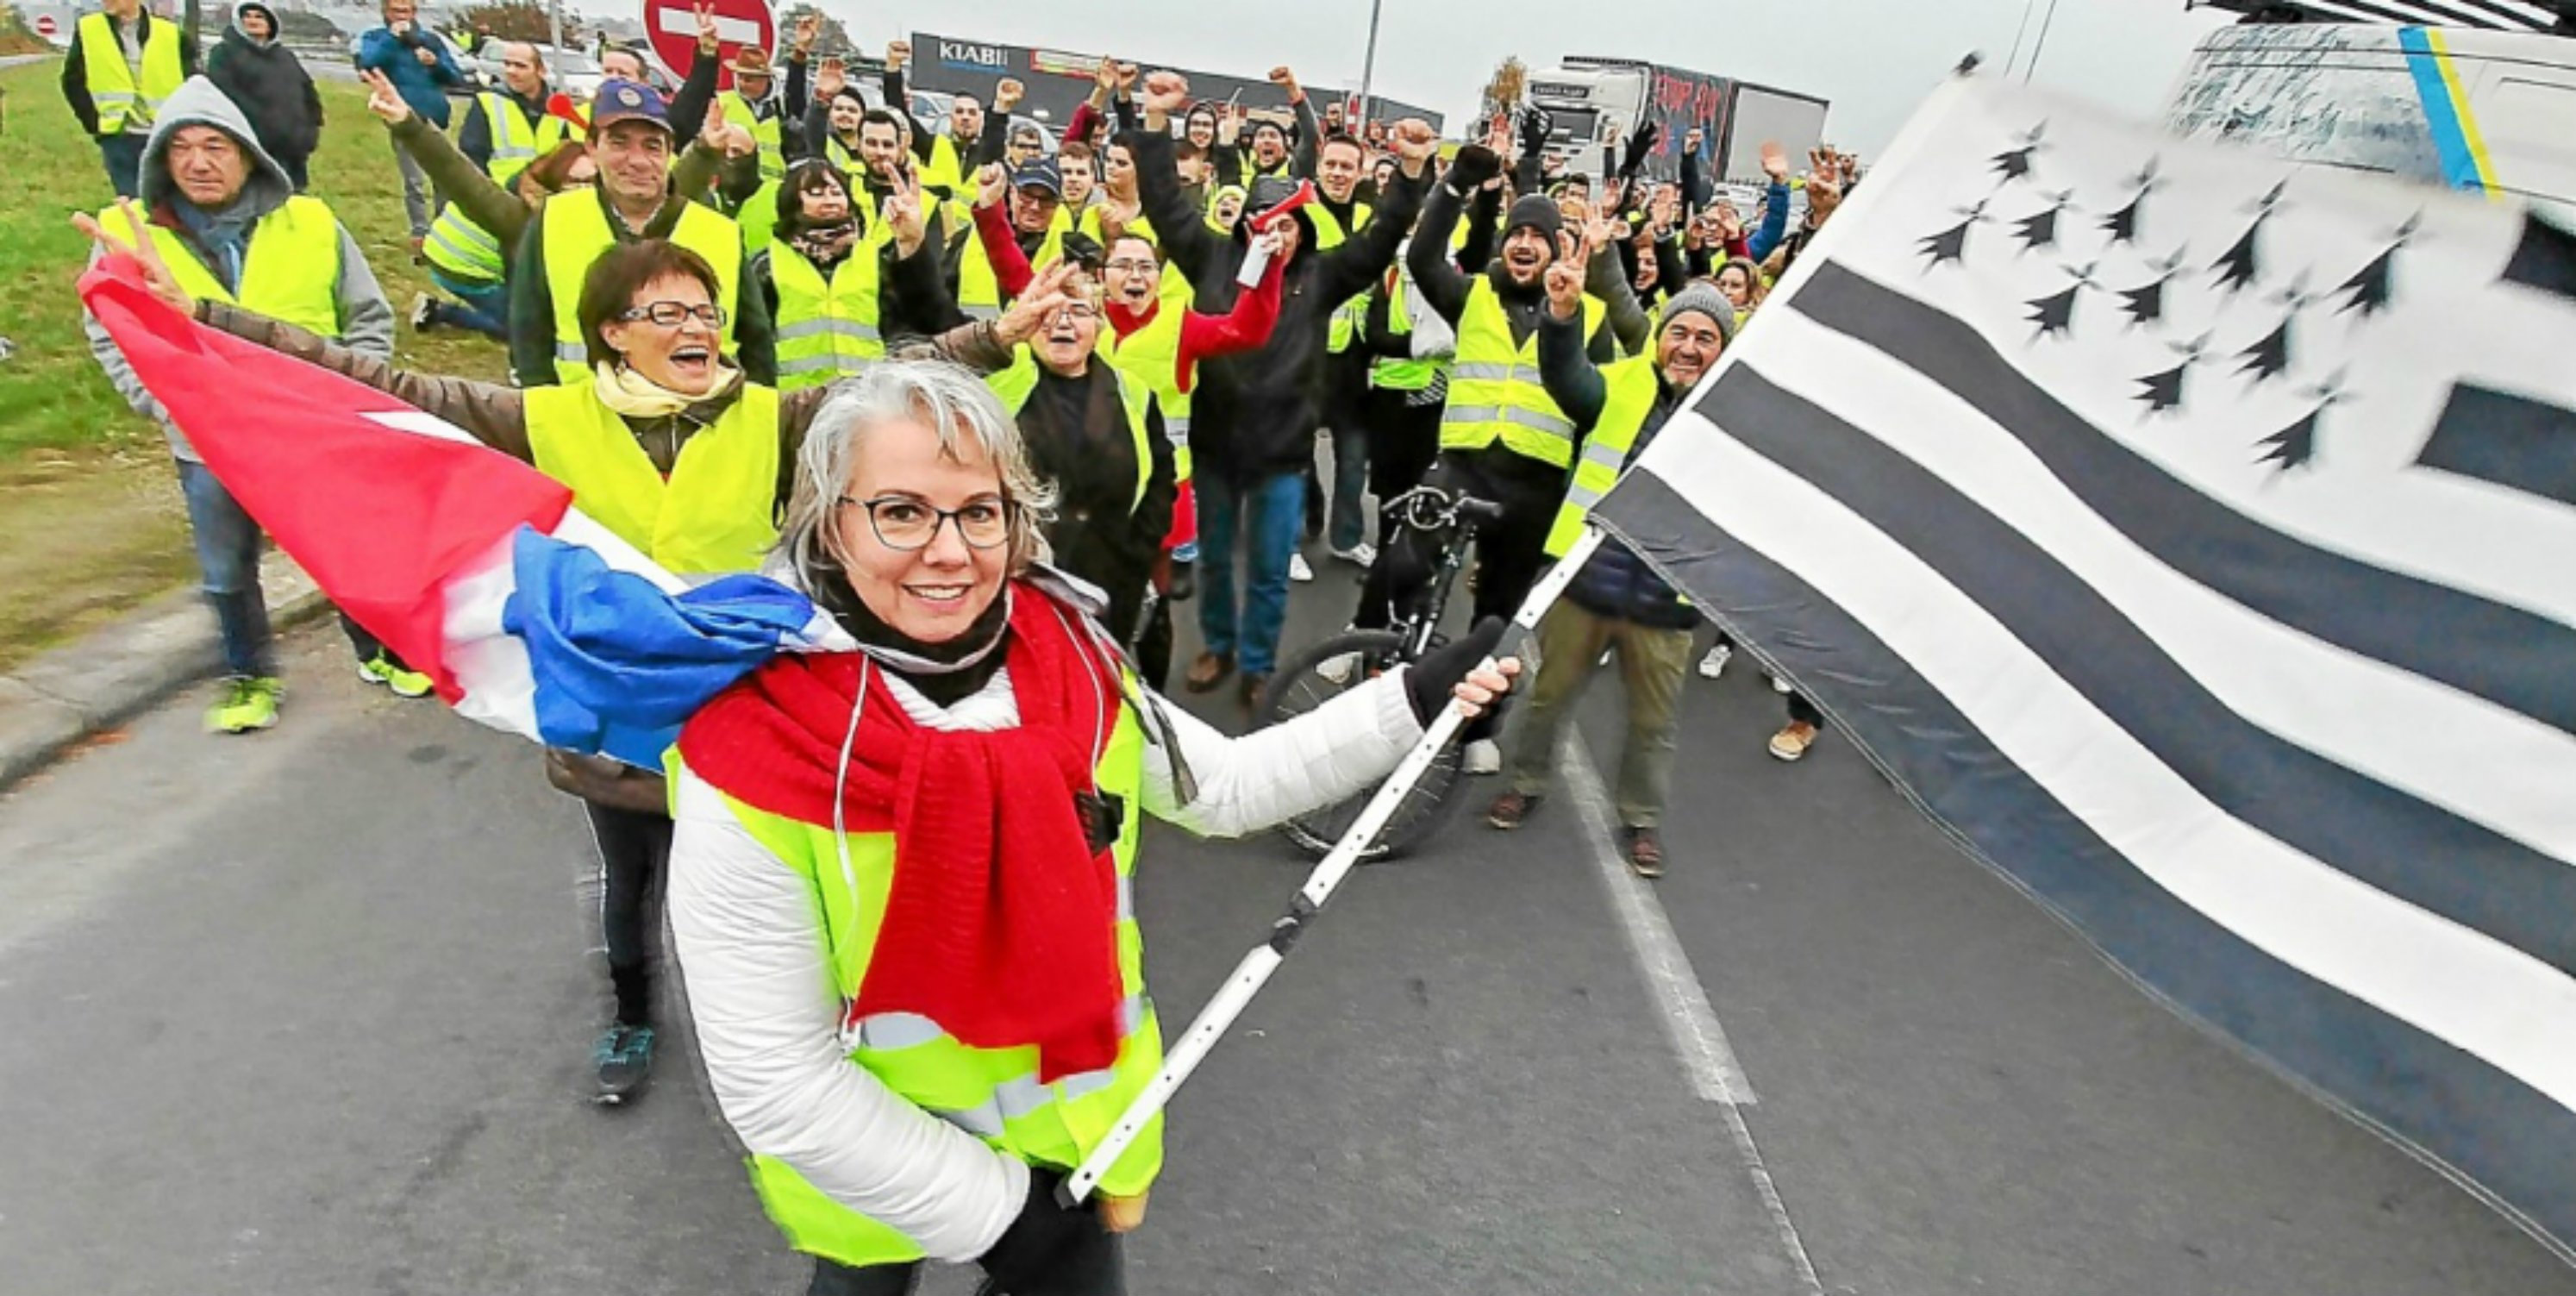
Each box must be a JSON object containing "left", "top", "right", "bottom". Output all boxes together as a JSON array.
[{"left": 79, "top": 258, "right": 843, "bottom": 767}]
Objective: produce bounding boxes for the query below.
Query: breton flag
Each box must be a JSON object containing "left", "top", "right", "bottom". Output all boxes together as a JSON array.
[
  {"left": 1590, "top": 74, "right": 2576, "bottom": 1259},
  {"left": 78, "top": 260, "right": 845, "bottom": 767}
]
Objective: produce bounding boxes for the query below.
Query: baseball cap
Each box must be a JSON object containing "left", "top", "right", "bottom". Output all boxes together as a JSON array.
[
  {"left": 1010, "top": 159, "right": 1063, "bottom": 197},
  {"left": 588, "top": 78, "right": 670, "bottom": 141}
]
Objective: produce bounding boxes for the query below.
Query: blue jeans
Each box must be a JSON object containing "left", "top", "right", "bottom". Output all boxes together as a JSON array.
[
  {"left": 97, "top": 132, "right": 146, "bottom": 199},
  {"left": 1195, "top": 470, "right": 1304, "bottom": 676},
  {"left": 1327, "top": 421, "right": 1369, "bottom": 552},
  {"left": 177, "top": 459, "right": 276, "bottom": 679},
  {"left": 428, "top": 267, "right": 510, "bottom": 340}
]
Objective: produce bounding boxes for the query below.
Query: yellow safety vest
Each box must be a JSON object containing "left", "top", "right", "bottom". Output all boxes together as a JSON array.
[
  {"left": 918, "top": 132, "right": 967, "bottom": 200},
  {"left": 735, "top": 179, "right": 781, "bottom": 254},
  {"left": 768, "top": 239, "right": 883, "bottom": 390},
  {"left": 692, "top": 679, "right": 1161, "bottom": 1271},
  {"left": 78, "top": 12, "right": 184, "bottom": 135},
  {"left": 986, "top": 350, "right": 1154, "bottom": 512},
  {"left": 1101, "top": 301, "right": 1191, "bottom": 485},
  {"left": 957, "top": 221, "right": 1065, "bottom": 322},
  {"left": 542, "top": 193, "right": 744, "bottom": 383},
  {"left": 1439, "top": 279, "right": 1603, "bottom": 469},
  {"left": 716, "top": 91, "right": 785, "bottom": 182},
  {"left": 95, "top": 195, "right": 342, "bottom": 338},
  {"left": 422, "top": 93, "right": 572, "bottom": 285},
  {"left": 523, "top": 380, "right": 780, "bottom": 574},
  {"left": 1544, "top": 354, "right": 1660, "bottom": 558},
  {"left": 1368, "top": 272, "right": 1442, "bottom": 393},
  {"left": 1315, "top": 202, "right": 1373, "bottom": 354}
]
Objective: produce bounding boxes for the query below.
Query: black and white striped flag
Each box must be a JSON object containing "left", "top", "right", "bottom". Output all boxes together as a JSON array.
[{"left": 1591, "top": 74, "right": 2576, "bottom": 1259}]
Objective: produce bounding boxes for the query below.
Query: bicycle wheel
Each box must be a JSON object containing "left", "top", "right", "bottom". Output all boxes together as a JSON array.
[{"left": 1256, "top": 629, "right": 1470, "bottom": 861}]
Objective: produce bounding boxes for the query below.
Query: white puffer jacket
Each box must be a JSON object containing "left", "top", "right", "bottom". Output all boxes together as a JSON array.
[{"left": 667, "top": 661, "right": 1424, "bottom": 1263}]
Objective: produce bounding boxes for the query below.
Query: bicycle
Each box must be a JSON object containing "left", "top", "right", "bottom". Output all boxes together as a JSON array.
[{"left": 1254, "top": 482, "right": 1504, "bottom": 861}]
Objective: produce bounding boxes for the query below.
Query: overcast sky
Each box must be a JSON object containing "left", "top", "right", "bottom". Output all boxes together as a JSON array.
[{"left": 797, "top": 0, "right": 2239, "bottom": 154}]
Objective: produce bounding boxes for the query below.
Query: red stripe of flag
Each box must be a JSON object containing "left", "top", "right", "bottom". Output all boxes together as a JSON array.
[{"left": 78, "top": 257, "right": 573, "bottom": 698}]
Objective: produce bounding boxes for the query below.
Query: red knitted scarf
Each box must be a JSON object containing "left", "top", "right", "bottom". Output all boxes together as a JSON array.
[{"left": 678, "top": 585, "right": 1127, "bottom": 1081}]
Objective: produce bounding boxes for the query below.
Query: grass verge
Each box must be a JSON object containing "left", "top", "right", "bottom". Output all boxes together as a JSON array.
[{"left": 0, "top": 56, "right": 510, "bottom": 670}]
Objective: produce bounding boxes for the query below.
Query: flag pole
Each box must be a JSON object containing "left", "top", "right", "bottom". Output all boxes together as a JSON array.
[{"left": 1061, "top": 526, "right": 1607, "bottom": 1205}]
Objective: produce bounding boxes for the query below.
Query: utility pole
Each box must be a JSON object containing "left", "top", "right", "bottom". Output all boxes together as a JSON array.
[
  {"left": 2023, "top": 0, "right": 2065, "bottom": 83},
  {"left": 1354, "top": 0, "right": 1384, "bottom": 127},
  {"left": 2003, "top": 0, "right": 2038, "bottom": 78}
]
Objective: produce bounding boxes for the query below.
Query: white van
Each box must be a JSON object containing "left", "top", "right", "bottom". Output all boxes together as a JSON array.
[{"left": 2166, "top": 21, "right": 2576, "bottom": 220}]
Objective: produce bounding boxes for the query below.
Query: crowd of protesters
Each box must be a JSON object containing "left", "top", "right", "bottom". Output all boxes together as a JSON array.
[{"left": 70, "top": 9, "right": 1860, "bottom": 1288}]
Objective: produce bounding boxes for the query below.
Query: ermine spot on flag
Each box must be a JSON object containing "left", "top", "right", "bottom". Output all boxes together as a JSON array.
[{"left": 1585, "top": 73, "right": 2576, "bottom": 1262}]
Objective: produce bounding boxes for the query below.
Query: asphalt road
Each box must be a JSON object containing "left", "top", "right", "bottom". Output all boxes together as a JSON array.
[{"left": 3, "top": 547, "right": 2571, "bottom": 1295}]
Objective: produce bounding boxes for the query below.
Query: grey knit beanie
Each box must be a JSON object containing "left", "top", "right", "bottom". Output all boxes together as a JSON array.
[{"left": 1659, "top": 284, "right": 1738, "bottom": 346}]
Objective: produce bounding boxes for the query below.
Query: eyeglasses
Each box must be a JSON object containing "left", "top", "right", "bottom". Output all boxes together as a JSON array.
[
  {"left": 1103, "top": 258, "right": 1158, "bottom": 274},
  {"left": 1050, "top": 304, "right": 1099, "bottom": 322},
  {"left": 621, "top": 300, "right": 726, "bottom": 328},
  {"left": 839, "top": 495, "right": 1013, "bottom": 551}
]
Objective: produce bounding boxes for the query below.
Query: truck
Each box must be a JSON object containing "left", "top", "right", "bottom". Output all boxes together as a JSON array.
[
  {"left": 2166, "top": 3, "right": 2576, "bottom": 218},
  {"left": 1522, "top": 58, "right": 1829, "bottom": 189}
]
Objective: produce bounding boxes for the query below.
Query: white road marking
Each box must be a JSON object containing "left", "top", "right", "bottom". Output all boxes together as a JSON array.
[
  {"left": 1557, "top": 732, "right": 1756, "bottom": 1105},
  {"left": 1560, "top": 733, "right": 1828, "bottom": 1296}
]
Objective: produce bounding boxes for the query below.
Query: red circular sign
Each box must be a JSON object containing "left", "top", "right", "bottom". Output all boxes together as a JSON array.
[
  {"left": 642, "top": 0, "right": 773, "bottom": 91},
  {"left": 34, "top": 12, "right": 57, "bottom": 35}
]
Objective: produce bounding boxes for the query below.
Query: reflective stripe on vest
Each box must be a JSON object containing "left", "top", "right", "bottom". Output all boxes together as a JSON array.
[
  {"left": 769, "top": 238, "right": 884, "bottom": 390},
  {"left": 717, "top": 91, "right": 786, "bottom": 181},
  {"left": 1104, "top": 299, "right": 1191, "bottom": 484},
  {"left": 423, "top": 203, "right": 507, "bottom": 283},
  {"left": 523, "top": 380, "right": 780, "bottom": 573},
  {"left": 1369, "top": 273, "right": 1442, "bottom": 391},
  {"left": 987, "top": 349, "right": 1154, "bottom": 512},
  {"left": 96, "top": 195, "right": 342, "bottom": 337},
  {"left": 703, "top": 692, "right": 1164, "bottom": 1270},
  {"left": 477, "top": 91, "right": 567, "bottom": 188},
  {"left": 1438, "top": 279, "right": 1600, "bottom": 468},
  {"left": 1316, "top": 203, "right": 1372, "bottom": 354},
  {"left": 78, "top": 13, "right": 183, "bottom": 135},
  {"left": 543, "top": 195, "right": 744, "bottom": 383},
  {"left": 1544, "top": 355, "right": 1660, "bottom": 559}
]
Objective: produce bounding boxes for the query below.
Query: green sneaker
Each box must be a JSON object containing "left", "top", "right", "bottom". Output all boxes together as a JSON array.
[
  {"left": 356, "top": 652, "right": 434, "bottom": 699},
  {"left": 206, "top": 676, "right": 282, "bottom": 734}
]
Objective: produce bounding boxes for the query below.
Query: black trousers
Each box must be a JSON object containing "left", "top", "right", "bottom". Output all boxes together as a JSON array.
[
  {"left": 807, "top": 1235, "right": 1127, "bottom": 1296},
  {"left": 586, "top": 800, "right": 672, "bottom": 1027},
  {"left": 1351, "top": 397, "right": 1445, "bottom": 632}
]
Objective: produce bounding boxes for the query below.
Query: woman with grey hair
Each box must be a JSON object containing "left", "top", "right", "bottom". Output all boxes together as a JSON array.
[
  {"left": 111, "top": 229, "right": 1085, "bottom": 1105},
  {"left": 663, "top": 358, "right": 1522, "bottom": 1295}
]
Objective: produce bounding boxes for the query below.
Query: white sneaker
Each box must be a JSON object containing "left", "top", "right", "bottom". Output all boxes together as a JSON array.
[
  {"left": 1316, "top": 650, "right": 1362, "bottom": 685},
  {"left": 1462, "top": 738, "right": 1503, "bottom": 775},
  {"left": 1698, "top": 643, "right": 1732, "bottom": 679},
  {"left": 1769, "top": 672, "right": 1794, "bottom": 694},
  {"left": 1331, "top": 541, "right": 1377, "bottom": 568},
  {"left": 408, "top": 291, "right": 436, "bottom": 332},
  {"left": 1289, "top": 552, "right": 1315, "bottom": 583}
]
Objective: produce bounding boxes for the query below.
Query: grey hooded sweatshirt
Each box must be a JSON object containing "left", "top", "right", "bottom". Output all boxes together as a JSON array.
[{"left": 84, "top": 76, "right": 394, "bottom": 462}]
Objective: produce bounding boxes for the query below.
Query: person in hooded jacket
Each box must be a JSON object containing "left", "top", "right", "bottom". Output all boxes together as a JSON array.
[
  {"left": 1131, "top": 71, "right": 1432, "bottom": 706},
  {"left": 78, "top": 77, "right": 401, "bottom": 735},
  {"left": 204, "top": 1, "right": 320, "bottom": 191}
]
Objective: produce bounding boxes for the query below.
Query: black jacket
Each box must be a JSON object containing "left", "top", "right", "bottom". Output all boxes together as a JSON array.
[
  {"left": 1015, "top": 365, "right": 1177, "bottom": 639},
  {"left": 1535, "top": 310, "right": 1698, "bottom": 631},
  {"left": 205, "top": 25, "right": 321, "bottom": 163},
  {"left": 1133, "top": 128, "right": 1426, "bottom": 485}
]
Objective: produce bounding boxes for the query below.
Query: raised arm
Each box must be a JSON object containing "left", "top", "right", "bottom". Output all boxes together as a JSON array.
[
  {"left": 1535, "top": 266, "right": 1607, "bottom": 437},
  {"left": 369, "top": 74, "right": 529, "bottom": 247},
  {"left": 1314, "top": 122, "right": 1430, "bottom": 305},
  {"left": 969, "top": 171, "right": 1038, "bottom": 301},
  {"left": 1581, "top": 208, "right": 1650, "bottom": 359},
  {"left": 199, "top": 301, "right": 534, "bottom": 456},
  {"left": 1133, "top": 74, "right": 1217, "bottom": 285},
  {"left": 1283, "top": 73, "right": 1321, "bottom": 179},
  {"left": 668, "top": 14, "right": 723, "bottom": 144},
  {"left": 1178, "top": 235, "right": 1283, "bottom": 362},
  {"left": 1407, "top": 142, "right": 1497, "bottom": 327}
]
